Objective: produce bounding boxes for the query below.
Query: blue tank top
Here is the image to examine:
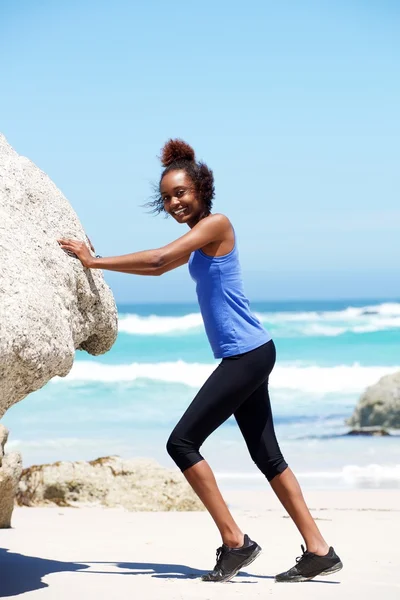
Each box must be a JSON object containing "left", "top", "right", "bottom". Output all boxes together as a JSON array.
[{"left": 188, "top": 238, "right": 271, "bottom": 358}]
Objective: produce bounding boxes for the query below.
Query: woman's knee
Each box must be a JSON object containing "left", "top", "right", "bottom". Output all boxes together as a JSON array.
[
  {"left": 264, "top": 458, "right": 288, "bottom": 481},
  {"left": 166, "top": 431, "right": 203, "bottom": 471},
  {"left": 166, "top": 430, "right": 192, "bottom": 463},
  {"left": 252, "top": 449, "right": 288, "bottom": 481},
  {"left": 166, "top": 431, "right": 181, "bottom": 462}
]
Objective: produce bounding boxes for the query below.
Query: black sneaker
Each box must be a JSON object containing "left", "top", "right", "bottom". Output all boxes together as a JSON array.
[
  {"left": 201, "top": 534, "right": 262, "bottom": 583},
  {"left": 275, "top": 545, "right": 343, "bottom": 582}
]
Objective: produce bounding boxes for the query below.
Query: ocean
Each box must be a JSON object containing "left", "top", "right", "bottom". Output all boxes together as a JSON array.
[{"left": 3, "top": 299, "right": 400, "bottom": 491}]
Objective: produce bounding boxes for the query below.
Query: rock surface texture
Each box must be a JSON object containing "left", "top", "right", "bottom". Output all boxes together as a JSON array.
[
  {"left": 16, "top": 456, "right": 205, "bottom": 511},
  {"left": 0, "top": 133, "right": 118, "bottom": 527},
  {"left": 0, "top": 133, "right": 118, "bottom": 417},
  {"left": 347, "top": 371, "right": 400, "bottom": 429},
  {"left": 0, "top": 425, "right": 22, "bottom": 528}
]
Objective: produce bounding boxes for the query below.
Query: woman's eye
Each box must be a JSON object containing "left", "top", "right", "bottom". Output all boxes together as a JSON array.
[{"left": 176, "top": 190, "right": 185, "bottom": 198}]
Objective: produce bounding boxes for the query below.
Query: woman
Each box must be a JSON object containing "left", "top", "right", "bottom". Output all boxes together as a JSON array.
[{"left": 59, "top": 139, "right": 342, "bottom": 583}]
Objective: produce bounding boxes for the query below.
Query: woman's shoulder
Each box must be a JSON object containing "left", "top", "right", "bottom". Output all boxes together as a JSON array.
[
  {"left": 204, "top": 213, "right": 233, "bottom": 231},
  {"left": 193, "top": 214, "right": 234, "bottom": 245}
]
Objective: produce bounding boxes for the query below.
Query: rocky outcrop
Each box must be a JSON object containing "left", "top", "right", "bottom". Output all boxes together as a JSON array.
[
  {"left": 0, "top": 133, "right": 118, "bottom": 417},
  {"left": 347, "top": 371, "right": 400, "bottom": 429},
  {"left": 16, "top": 456, "right": 205, "bottom": 511},
  {"left": 0, "top": 133, "right": 118, "bottom": 526},
  {"left": 0, "top": 425, "right": 22, "bottom": 528}
]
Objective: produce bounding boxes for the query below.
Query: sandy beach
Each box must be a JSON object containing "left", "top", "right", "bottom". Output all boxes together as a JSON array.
[{"left": 1, "top": 489, "right": 399, "bottom": 599}]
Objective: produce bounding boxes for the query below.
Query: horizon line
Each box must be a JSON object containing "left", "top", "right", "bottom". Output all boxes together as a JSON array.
[{"left": 115, "top": 297, "right": 400, "bottom": 306}]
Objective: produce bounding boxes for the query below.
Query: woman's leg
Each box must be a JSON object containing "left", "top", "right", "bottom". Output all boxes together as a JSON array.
[
  {"left": 166, "top": 346, "right": 270, "bottom": 547},
  {"left": 234, "top": 376, "right": 329, "bottom": 555},
  {"left": 269, "top": 468, "right": 329, "bottom": 555},
  {"left": 184, "top": 460, "right": 243, "bottom": 547}
]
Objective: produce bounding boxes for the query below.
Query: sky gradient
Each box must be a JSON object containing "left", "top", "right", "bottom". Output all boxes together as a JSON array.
[{"left": 1, "top": 0, "right": 399, "bottom": 302}]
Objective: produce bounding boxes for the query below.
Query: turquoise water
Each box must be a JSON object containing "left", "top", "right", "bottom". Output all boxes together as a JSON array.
[{"left": 3, "top": 299, "right": 400, "bottom": 490}]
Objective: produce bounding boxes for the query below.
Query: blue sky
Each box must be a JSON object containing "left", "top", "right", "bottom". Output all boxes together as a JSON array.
[{"left": 1, "top": 0, "right": 399, "bottom": 302}]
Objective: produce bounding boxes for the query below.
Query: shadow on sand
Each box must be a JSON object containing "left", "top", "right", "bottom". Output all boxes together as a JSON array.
[
  {"left": 0, "top": 548, "right": 89, "bottom": 597},
  {"left": 0, "top": 548, "right": 339, "bottom": 596},
  {"left": 85, "top": 560, "right": 274, "bottom": 581}
]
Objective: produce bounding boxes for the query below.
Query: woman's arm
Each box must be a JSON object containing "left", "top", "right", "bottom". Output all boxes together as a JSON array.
[
  {"left": 58, "top": 213, "right": 230, "bottom": 272},
  {"left": 99, "top": 254, "right": 190, "bottom": 276}
]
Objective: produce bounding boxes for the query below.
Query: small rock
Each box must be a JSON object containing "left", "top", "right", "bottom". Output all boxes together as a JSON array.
[
  {"left": 0, "top": 427, "right": 22, "bottom": 528},
  {"left": 347, "top": 371, "right": 400, "bottom": 429},
  {"left": 16, "top": 456, "right": 205, "bottom": 512},
  {"left": 347, "top": 427, "right": 390, "bottom": 437}
]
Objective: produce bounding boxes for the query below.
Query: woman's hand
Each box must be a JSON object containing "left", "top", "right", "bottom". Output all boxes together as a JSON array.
[{"left": 58, "top": 238, "right": 94, "bottom": 268}]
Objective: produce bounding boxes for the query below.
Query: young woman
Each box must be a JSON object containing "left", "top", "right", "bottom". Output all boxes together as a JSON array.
[{"left": 59, "top": 139, "right": 343, "bottom": 583}]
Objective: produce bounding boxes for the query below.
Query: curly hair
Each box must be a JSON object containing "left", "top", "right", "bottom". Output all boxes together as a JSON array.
[{"left": 146, "top": 139, "right": 215, "bottom": 216}]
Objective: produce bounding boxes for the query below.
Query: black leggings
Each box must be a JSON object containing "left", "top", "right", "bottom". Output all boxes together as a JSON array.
[{"left": 166, "top": 340, "right": 288, "bottom": 482}]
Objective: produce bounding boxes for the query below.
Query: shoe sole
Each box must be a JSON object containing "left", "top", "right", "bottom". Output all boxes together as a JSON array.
[
  {"left": 202, "top": 545, "right": 262, "bottom": 583},
  {"left": 275, "top": 561, "right": 343, "bottom": 583}
]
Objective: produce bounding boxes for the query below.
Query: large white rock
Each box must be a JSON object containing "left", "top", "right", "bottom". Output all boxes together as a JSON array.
[
  {"left": 0, "top": 425, "right": 22, "bottom": 528},
  {"left": 0, "top": 133, "right": 118, "bottom": 417},
  {"left": 347, "top": 371, "right": 400, "bottom": 429},
  {"left": 16, "top": 456, "right": 204, "bottom": 511}
]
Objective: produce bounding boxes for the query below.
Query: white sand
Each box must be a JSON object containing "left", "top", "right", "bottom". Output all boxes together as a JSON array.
[{"left": 1, "top": 489, "right": 399, "bottom": 599}]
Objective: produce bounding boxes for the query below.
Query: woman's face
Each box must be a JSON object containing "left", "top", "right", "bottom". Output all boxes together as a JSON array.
[{"left": 161, "top": 170, "right": 205, "bottom": 228}]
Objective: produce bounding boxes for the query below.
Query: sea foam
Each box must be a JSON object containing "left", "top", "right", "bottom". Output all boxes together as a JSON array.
[
  {"left": 118, "top": 313, "right": 203, "bottom": 335},
  {"left": 118, "top": 302, "right": 400, "bottom": 337},
  {"left": 215, "top": 464, "right": 400, "bottom": 484},
  {"left": 54, "top": 361, "right": 399, "bottom": 394}
]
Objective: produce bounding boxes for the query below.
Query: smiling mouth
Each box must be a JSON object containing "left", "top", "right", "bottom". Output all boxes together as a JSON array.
[{"left": 172, "top": 207, "right": 188, "bottom": 216}]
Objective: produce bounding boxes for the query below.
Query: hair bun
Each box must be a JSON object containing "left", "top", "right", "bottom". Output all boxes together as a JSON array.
[{"left": 160, "top": 139, "right": 195, "bottom": 167}]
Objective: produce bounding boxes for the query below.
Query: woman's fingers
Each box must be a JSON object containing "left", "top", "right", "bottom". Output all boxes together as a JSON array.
[
  {"left": 58, "top": 239, "right": 84, "bottom": 250},
  {"left": 58, "top": 238, "right": 79, "bottom": 245},
  {"left": 57, "top": 238, "right": 92, "bottom": 267},
  {"left": 58, "top": 238, "right": 74, "bottom": 247}
]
